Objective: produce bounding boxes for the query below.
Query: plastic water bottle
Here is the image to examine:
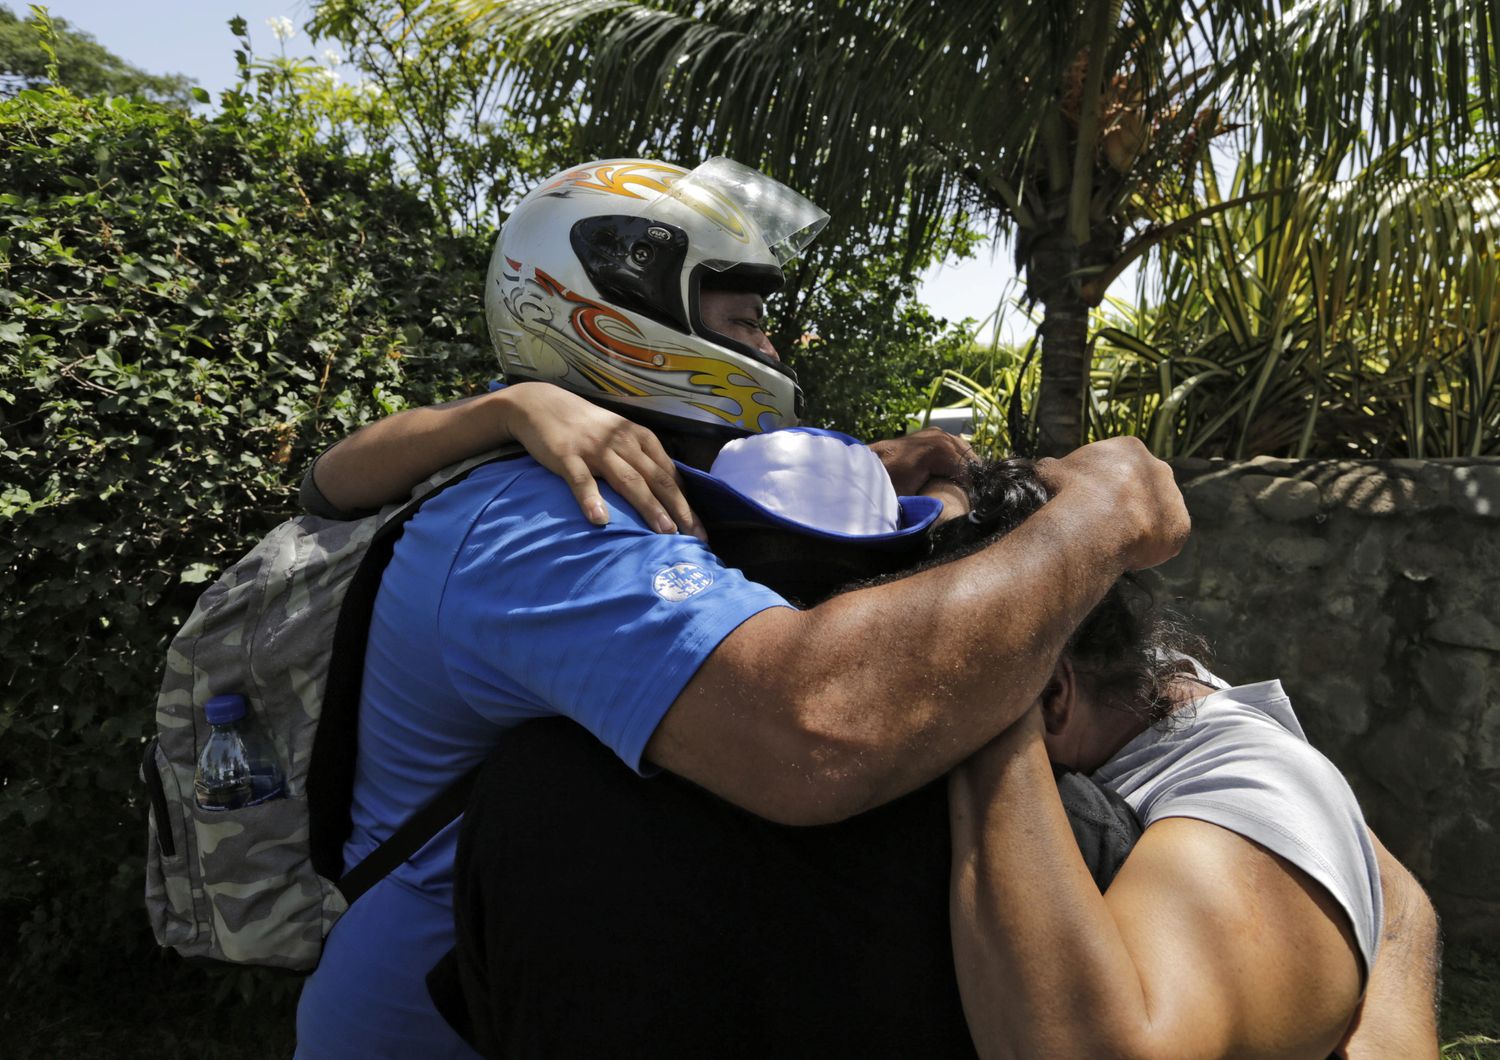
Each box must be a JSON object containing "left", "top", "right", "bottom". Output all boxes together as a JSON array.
[{"left": 194, "top": 694, "right": 285, "bottom": 811}]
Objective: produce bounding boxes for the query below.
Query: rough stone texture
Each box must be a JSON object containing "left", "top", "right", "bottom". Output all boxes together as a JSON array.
[
  {"left": 1164, "top": 456, "right": 1500, "bottom": 943},
  {"left": 1452, "top": 465, "right": 1500, "bottom": 518},
  {"left": 1244, "top": 476, "right": 1323, "bottom": 521},
  {"left": 1324, "top": 466, "right": 1433, "bottom": 517},
  {"left": 1427, "top": 611, "right": 1500, "bottom": 652}
]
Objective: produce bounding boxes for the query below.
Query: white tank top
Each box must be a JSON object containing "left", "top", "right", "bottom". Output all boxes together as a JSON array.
[{"left": 1091, "top": 670, "right": 1383, "bottom": 976}]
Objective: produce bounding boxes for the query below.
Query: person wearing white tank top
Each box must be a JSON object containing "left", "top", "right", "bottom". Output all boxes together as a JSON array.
[{"left": 934, "top": 463, "right": 1402, "bottom": 1058}]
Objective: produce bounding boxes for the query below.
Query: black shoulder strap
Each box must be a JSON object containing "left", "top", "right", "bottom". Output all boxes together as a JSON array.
[
  {"left": 335, "top": 763, "right": 482, "bottom": 905},
  {"left": 307, "top": 446, "right": 526, "bottom": 887}
]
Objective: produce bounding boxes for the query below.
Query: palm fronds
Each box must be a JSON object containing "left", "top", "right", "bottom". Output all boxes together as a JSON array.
[{"left": 1090, "top": 156, "right": 1500, "bottom": 458}]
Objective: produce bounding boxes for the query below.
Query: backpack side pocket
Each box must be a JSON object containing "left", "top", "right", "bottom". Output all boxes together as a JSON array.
[
  {"left": 189, "top": 793, "right": 334, "bottom": 972},
  {"left": 143, "top": 736, "right": 200, "bottom": 949}
]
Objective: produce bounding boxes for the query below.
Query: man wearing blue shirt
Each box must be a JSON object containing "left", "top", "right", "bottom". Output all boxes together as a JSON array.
[{"left": 294, "top": 157, "right": 1191, "bottom": 1058}]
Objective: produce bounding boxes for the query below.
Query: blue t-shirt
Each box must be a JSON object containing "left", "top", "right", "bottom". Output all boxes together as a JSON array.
[{"left": 296, "top": 457, "right": 789, "bottom": 1058}]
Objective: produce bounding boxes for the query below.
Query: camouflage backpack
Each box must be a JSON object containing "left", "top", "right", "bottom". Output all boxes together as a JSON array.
[{"left": 141, "top": 446, "right": 521, "bottom": 971}]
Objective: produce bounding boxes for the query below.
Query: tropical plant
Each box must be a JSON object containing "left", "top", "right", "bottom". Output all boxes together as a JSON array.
[
  {"left": 1089, "top": 147, "right": 1500, "bottom": 459},
  {"left": 430, "top": 0, "right": 1500, "bottom": 454},
  {"left": 779, "top": 237, "right": 976, "bottom": 441},
  {"left": 220, "top": 4, "right": 574, "bottom": 235},
  {"left": 296, "top": 0, "right": 582, "bottom": 232}
]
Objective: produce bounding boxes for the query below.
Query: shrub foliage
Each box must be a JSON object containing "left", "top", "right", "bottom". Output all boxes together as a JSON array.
[{"left": 0, "top": 83, "right": 490, "bottom": 1003}]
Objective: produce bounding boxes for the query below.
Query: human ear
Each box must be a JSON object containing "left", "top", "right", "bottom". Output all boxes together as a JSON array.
[{"left": 1040, "top": 658, "right": 1078, "bottom": 737}]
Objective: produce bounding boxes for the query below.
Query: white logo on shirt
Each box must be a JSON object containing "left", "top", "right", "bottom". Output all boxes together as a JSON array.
[{"left": 653, "top": 562, "right": 714, "bottom": 602}]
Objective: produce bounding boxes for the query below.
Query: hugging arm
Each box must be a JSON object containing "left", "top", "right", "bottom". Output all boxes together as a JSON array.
[
  {"left": 947, "top": 709, "right": 1363, "bottom": 1060},
  {"left": 304, "top": 382, "right": 703, "bottom": 537},
  {"left": 305, "top": 390, "right": 981, "bottom": 534},
  {"left": 646, "top": 438, "right": 1189, "bottom": 826},
  {"left": 314, "top": 385, "right": 1192, "bottom": 829}
]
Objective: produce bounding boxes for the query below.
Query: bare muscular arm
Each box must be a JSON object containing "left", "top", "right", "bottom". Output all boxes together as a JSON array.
[
  {"left": 313, "top": 389, "right": 1188, "bottom": 828},
  {"left": 646, "top": 437, "right": 1189, "bottom": 825},
  {"left": 947, "top": 708, "right": 1363, "bottom": 1060}
]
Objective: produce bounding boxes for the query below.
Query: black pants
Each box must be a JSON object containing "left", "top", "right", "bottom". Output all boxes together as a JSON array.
[{"left": 438, "top": 718, "right": 1141, "bottom": 1059}]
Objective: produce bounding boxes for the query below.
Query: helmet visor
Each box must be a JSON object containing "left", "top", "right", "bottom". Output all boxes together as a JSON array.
[{"left": 650, "top": 157, "right": 829, "bottom": 268}]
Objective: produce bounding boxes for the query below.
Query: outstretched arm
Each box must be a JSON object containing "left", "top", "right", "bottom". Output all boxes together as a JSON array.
[
  {"left": 946, "top": 708, "right": 1363, "bottom": 1060},
  {"left": 306, "top": 382, "right": 703, "bottom": 537},
  {"left": 1340, "top": 833, "right": 1442, "bottom": 1059}
]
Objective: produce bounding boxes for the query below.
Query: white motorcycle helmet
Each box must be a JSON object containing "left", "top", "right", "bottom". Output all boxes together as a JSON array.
[{"left": 485, "top": 157, "right": 829, "bottom": 437}]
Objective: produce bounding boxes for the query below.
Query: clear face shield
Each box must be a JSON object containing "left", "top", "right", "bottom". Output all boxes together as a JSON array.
[{"left": 646, "top": 157, "right": 830, "bottom": 271}]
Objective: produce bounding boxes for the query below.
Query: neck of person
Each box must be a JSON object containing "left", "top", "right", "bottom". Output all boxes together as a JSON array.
[{"left": 1065, "top": 675, "right": 1222, "bottom": 774}]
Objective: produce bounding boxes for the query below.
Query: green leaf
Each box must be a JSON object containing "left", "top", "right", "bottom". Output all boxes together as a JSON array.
[{"left": 179, "top": 562, "right": 217, "bottom": 584}]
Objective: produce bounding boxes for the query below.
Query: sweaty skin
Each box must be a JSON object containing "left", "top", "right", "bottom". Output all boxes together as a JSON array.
[{"left": 644, "top": 435, "right": 1187, "bottom": 824}]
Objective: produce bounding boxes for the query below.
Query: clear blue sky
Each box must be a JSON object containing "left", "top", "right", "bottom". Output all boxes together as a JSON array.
[{"left": 35, "top": 0, "right": 1040, "bottom": 343}]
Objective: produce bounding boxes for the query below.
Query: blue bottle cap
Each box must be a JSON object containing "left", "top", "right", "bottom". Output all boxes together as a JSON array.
[{"left": 204, "top": 694, "right": 248, "bottom": 725}]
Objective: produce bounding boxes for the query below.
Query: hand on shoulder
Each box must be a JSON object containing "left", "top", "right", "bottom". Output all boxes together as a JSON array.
[{"left": 497, "top": 382, "right": 704, "bottom": 540}]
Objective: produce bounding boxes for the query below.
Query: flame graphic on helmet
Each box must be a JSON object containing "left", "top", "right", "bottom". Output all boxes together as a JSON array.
[
  {"left": 541, "top": 161, "right": 685, "bottom": 200},
  {"left": 541, "top": 161, "right": 750, "bottom": 244},
  {"left": 532, "top": 267, "right": 781, "bottom": 430}
]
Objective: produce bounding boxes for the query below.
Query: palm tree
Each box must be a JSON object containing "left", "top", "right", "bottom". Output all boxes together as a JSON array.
[{"left": 438, "top": 0, "right": 1498, "bottom": 454}]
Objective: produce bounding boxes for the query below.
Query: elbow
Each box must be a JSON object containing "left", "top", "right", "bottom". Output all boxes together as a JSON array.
[
  {"left": 1410, "top": 875, "right": 1441, "bottom": 945},
  {"left": 1408, "top": 884, "right": 1442, "bottom": 969},
  {"left": 736, "top": 761, "right": 871, "bottom": 829},
  {"left": 1379, "top": 839, "right": 1443, "bottom": 954}
]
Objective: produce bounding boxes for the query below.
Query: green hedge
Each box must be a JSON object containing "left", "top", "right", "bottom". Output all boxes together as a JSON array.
[{"left": 0, "top": 83, "right": 490, "bottom": 1018}]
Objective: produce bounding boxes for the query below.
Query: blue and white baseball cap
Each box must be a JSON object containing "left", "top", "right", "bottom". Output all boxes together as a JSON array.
[{"left": 676, "top": 428, "right": 942, "bottom": 550}]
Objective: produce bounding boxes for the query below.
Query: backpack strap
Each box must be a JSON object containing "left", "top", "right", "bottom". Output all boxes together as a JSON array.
[
  {"left": 335, "top": 763, "right": 482, "bottom": 905},
  {"left": 307, "top": 445, "right": 526, "bottom": 886}
]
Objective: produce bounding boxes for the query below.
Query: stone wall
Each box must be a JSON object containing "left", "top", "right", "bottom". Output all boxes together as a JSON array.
[{"left": 1156, "top": 456, "right": 1500, "bottom": 943}]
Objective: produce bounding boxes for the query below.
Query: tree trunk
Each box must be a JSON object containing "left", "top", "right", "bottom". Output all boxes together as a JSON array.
[
  {"left": 1024, "top": 224, "right": 1093, "bottom": 458},
  {"left": 1021, "top": 210, "right": 1123, "bottom": 457},
  {"left": 1035, "top": 290, "right": 1091, "bottom": 457}
]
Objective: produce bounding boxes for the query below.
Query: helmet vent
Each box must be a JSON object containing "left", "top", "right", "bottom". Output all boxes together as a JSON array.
[{"left": 570, "top": 215, "right": 691, "bottom": 333}]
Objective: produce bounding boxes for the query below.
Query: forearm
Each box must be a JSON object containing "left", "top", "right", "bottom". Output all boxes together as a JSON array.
[
  {"left": 948, "top": 716, "right": 1361, "bottom": 1059},
  {"left": 798, "top": 495, "right": 1124, "bottom": 809},
  {"left": 947, "top": 717, "right": 1158, "bottom": 1059},
  {"left": 653, "top": 488, "right": 1129, "bottom": 823},
  {"left": 1340, "top": 833, "right": 1442, "bottom": 1058},
  {"left": 311, "top": 389, "right": 517, "bottom": 513}
]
